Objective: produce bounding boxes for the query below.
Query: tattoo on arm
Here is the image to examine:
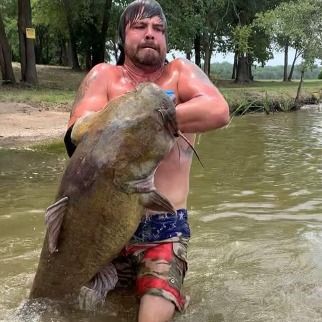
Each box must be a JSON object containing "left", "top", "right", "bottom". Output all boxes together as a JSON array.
[{"left": 70, "top": 73, "right": 97, "bottom": 115}]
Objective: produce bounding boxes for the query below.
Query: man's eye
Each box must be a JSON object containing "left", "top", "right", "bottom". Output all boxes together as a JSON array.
[{"left": 154, "top": 26, "right": 165, "bottom": 33}]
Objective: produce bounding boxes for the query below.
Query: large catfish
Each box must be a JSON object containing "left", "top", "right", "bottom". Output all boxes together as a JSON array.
[{"left": 29, "top": 83, "right": 181, "bottom": 304}]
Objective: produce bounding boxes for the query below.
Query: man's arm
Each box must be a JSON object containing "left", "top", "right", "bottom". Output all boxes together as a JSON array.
[
  {"left": 176, "top": 59, "right": 230, "bottom": 133},
  {"left": 68, "top": 63, "right": 112, "bottom": 128},
  {"left": 64, "top": 63, "right": 111, "bottom": 156}
]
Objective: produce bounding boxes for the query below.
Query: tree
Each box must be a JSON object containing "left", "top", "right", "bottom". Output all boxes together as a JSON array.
[
  {"left": 162, "top": 0, "right": 231, "bottom": 75},
  {"left": 18, "top": 0, "right": 38, "bottom": 84},
  {"left": 32, "top": 0, "right": 70, "bottom": 65},
  {"left": 0, "top": 10, "right": 16, "bottom": 84},
  {"left": 225, "top": 0, "right": 288, "bottom": 83},
  {"left": 254, "top": 0, "right": 322, "bottom": 82},
  {"left": 61, "top": 0, "right": 81, "bottom": 70},
  {"left": 162, "top": 0, "right": 202, "bottom": 65}
]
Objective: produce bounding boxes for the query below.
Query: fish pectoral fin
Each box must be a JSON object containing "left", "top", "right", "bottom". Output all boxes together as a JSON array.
[
  {"left": 45, "top": 196, "right": 69, "bottom": 254},
  {"left": 114, "top": 173, "right": 154, "bottom": 194},
  {"left": 139, "top": 191, "right": 176, "bottom": 214}
]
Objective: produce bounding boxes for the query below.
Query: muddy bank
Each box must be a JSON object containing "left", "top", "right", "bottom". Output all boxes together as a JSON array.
[{"left": 0, "top": 102, "right": 69, "bottom": 148}]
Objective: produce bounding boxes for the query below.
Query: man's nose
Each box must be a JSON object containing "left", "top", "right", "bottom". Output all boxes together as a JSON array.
[{"left": 144, "top": 25, "right": 155, "bottom": 39}]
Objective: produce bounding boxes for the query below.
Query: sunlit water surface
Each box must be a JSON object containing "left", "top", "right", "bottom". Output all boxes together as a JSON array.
[{"left": 1, "top": 107, "right": 322, "bottom": 321}]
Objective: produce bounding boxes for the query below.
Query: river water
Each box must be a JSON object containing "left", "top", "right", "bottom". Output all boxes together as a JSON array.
[{"left": 1, "top": 107, "right": 322, "bottom": 322}]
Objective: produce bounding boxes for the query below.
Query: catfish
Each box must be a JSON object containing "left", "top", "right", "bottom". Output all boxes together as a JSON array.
[{"left": 29, "top": 83, "right": 182, "bottom": 304}]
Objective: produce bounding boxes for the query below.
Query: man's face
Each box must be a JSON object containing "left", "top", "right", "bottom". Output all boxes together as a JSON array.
[{"left": 124, "top": 16, "right": 167, "bottom": 67}]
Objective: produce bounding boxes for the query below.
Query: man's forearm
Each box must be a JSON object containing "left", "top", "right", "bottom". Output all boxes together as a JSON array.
[{"left": 175, "top": 96, "right": 230, "bottom": 133}]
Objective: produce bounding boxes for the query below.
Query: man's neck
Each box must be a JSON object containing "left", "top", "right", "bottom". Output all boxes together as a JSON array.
[{"left": 123, "top": 60, "right": 165, "bottom": 85}]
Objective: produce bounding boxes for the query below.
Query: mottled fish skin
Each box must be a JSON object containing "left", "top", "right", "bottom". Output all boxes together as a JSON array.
[{"left": 29, "top": 83, "right": 177, "bottom": 301}]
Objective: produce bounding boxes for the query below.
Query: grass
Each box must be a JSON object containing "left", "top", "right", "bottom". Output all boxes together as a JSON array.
[
  {"left": 0, "top": 63, "right": 321, "bottom": 113},
  {"left": 214, "top": 79, "right": 322, "bottom": 113},
  {"left": 0, "top": 63, "right": 85, "bottom": 111}
]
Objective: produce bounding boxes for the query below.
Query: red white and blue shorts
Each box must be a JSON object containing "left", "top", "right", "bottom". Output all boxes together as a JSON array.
[{"left": 112, "top": 239, "right": 189, "bottom": 312}]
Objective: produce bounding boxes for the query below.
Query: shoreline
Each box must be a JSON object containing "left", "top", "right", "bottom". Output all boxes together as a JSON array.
[
  {"left": 0, "top": 102, "right": 69, "bottom": 148},
  {"left": 0, "top": 99, "right": 320, "bottom": 149}
]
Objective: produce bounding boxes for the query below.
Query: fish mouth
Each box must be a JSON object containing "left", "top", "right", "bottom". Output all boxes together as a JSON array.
[
  {"left": 157, "top": 108, "right": 203, "bottom": 167},
  {"left": 157, "top": 107, "right": 178, "bottom": 137}
]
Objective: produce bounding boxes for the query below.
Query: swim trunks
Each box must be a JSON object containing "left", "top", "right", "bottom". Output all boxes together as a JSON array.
[
  {"left": 113, "top": 239, "right": 189, "bottom": 312},
  {"left": 83, "top": 210, "right": 191, "bottom": 311},
  {"left": 130, "top": 209, "right": 191, "bottom": 243}
]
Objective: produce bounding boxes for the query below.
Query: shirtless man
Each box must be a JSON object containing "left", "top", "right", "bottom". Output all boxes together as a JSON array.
[{"left": 64, "top": 1, "right": 230, "bottom": 321}]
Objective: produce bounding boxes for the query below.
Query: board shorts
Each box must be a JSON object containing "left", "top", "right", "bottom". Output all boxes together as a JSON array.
[
  {"left": 81, "top": 210, "right": 190, "bottom": 312},
  {"left": 112, "top": 238, "right": 190, "bottom": 312}
]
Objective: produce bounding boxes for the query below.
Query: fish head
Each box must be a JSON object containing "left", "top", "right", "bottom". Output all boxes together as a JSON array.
[{"left": 112, "top": 83, "right": 178, "bottom": 189}]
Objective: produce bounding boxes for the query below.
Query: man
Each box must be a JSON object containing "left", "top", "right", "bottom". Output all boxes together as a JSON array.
[{"left": 64, "top": 0, "right": 230, "bottom": 321}]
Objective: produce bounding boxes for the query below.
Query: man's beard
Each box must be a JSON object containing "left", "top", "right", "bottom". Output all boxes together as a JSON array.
[{"left": 126, "top": 45, "right": 165, "bottom": 67}]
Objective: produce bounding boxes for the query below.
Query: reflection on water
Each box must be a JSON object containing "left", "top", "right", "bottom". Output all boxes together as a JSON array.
[{"left": 1, "top": 108, "right": 322, "bottom": 321}]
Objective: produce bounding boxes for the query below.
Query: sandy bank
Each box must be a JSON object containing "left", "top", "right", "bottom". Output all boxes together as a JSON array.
[{"left": 0, "top": 102, "right": 69, "bottom": 148}]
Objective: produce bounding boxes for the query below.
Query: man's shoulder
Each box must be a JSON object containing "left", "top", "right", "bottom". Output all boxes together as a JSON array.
[
  {"left": 168, "top": 58, "right": 193, "bottom": 68},
  {"left": 90, "top": 62, "right": 120, "bottom": 74},
  {"left": 167, "top": 58, "right": 196, "bottom": 71},
  {"left": 87, "top": 63, "right": 123, "bottom": 85}
]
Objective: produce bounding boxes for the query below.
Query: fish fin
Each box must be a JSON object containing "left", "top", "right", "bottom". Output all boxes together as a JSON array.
[
  {"left": 71, "top": 111, "right": 98, "bottom": 144},
  {"left": 114, "top": 173, "right": 155, "bottom": 193},
  {"left": 139, "top": 191, "right": 176, "bottom": 214},
  {"left": 79, "top": 263, "right": 118, "bottom": 311},
  {"left": 45, "top": 196, "right": 69, "bottom": 254}
]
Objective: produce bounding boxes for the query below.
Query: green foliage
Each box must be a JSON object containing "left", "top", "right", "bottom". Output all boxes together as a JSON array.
[
  {"left": 318, "top": 70, "right": 322, "bottom": 80},
  {"left": 2, "top": 0, "right": 321, "bottom": 73},
  {"left": 160, "top": 0, "right": 203, "bottom": 53},
  {"left": 254, "top": 0, "right": 322, "bottom": 70},
  {"left": 1, "top": 0, "right": 19, "bottom": 60},
  {"left": 232, "top": 25, "right": 253, "bottom": 55}
]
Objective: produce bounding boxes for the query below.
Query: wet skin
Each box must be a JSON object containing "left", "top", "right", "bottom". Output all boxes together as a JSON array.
[{"left": 68, "top": 18, "right": 230, "bottom": 212}]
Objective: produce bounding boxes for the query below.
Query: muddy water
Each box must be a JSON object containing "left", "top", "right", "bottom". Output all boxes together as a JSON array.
[{"left": 1, "top": 107, "right": 322, "bottom": 321}]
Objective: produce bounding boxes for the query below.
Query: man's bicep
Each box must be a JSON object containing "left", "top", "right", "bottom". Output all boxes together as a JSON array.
[
  {"left": 69, "top": 67, "right": 109, "bottom": 127},
  {"left": 178, "top": 61, "right": 218, "bottom": 102},
  {"left": 69, "top": 96, "right": 108, "bottom": 126}
]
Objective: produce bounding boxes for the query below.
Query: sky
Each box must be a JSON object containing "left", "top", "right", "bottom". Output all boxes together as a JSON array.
[
  {"left": 213, "top": 51, "right": 287, "bottom": 66},
  {"left": 168, "top": 48, "right": 298, "bottom": 66}
]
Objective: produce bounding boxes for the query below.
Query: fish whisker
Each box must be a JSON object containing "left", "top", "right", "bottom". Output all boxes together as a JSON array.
[{"left": 177, "top": 131, "right": 204, "bottom": 168}]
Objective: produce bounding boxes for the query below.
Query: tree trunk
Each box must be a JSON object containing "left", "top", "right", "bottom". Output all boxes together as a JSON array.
[
  {"left": 85, "top": 50, "right": 91, "bottom": 71},
  {"left": 0, "top": 11, "right": 16, "bottom": 84},
  {"left": 91, "top": 0, "right": 112, "bottom": 67},
  {"left": 283, "top": 43, "right": 288, "bottom": 81},
  {"left": 194, "top": 34, "right": 201, "bottom": 67},
  {"left": 35, "top": 25, "right": 45, "bottom": 64},
  {"left": 295, "top": 68, "right": 304, "bottom": 104},
  {"left": 235, "top": 55, "right": 251, "bottom": 83},
  {"left": 247, "top": 54, "right": 253, "bottom": 81},
  {"left": 288, "top": 48, "right": 300, "bottom": 81},
  {"left": 185, "top": 51, "right": 191, "bottom": 60},
  {"left": 18, "top": 0, "right": 38, "bottom": 85},
  {"left": 62, "top": 0, "right": 80, "bottom": 70},
  {"left": 203, "top": 33, "right": 213, "bottom": 76},
  {"left": 203, "top": 44, "right": 212, "bottom": 76},
  {"left": 232, "top": 52, "right": 237, "bottom": 79},
  {"left": 59, "top": 39, "right": 69, "bottom": 66}
]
